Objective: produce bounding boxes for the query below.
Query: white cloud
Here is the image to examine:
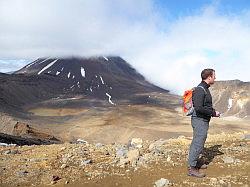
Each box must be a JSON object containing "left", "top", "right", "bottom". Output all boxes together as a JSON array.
[
  {"left": 0, "top": 60, "right": 30, "bottom": 73},
  {"left": 0, "top": 1, "right": 250, "bottom": 94},
  {"left": 128, "top": 5, "right": 250, "bottom": 94},
  {"left": 0, "top": 0, "right": 160, "bottom": 58}
]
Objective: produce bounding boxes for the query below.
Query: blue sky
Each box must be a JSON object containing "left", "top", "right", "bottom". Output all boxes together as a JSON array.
[
  {"left": 156, "top": 0, "right": 212, "bottom": 20},
  {"left": 0, "top": 0, "right": 250, "bottom": 94},
  {"left": 156, "top": 0, "right": 250, "bottom": 18}
]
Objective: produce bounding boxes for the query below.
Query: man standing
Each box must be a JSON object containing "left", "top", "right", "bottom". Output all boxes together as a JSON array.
[{"left": 188, "top": 68, "right": 220, "bottom": 177}]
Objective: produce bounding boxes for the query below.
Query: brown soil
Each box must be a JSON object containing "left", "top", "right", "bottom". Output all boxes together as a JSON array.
[
  {"left": 28, "top": 108, "right": 88, "bottom": 117},
  {"left": 0, "top": 132, "right": 249, "bottom": 187},
  {"left": 20, "top": 104, "right": 250, "bottom": 144}
]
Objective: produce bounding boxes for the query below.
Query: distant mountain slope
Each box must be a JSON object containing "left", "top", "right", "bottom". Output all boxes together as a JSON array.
[
  {"left": 0, "top": 56, "right": 168, "bottom": 112},
  {"left": 211, "top": 80, "right": 250, "bottom": 118}
]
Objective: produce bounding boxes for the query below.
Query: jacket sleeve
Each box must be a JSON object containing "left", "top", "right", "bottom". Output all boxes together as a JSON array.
[{"left": 193, "top": 87, "right": 216, "bottom": 116}]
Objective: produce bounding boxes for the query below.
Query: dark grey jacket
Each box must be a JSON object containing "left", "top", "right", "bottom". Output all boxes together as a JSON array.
[{"left": 192, "top": 81, "right": 216, "bottom": 121}]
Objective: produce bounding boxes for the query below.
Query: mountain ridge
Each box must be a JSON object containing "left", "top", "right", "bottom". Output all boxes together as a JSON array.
[
  {"left": 211, "top": 79, "right": 250, "bottom": 118},
  {"left": 0, "top": 56, "right": 170, "bottom": 117}
]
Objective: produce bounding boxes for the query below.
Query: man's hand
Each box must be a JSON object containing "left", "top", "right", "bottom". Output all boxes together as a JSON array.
[{"left": 215, "top": 111, "right": 221, "bottom": 117}]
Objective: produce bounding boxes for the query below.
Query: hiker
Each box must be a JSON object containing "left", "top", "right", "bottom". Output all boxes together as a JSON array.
[{"left": 187, "top": 68, "right": 220, "bottom": 177}]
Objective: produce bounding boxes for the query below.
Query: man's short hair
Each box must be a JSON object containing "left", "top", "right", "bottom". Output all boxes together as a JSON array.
[{"left": 201, "top": 69, "right": 215, "bottom": 80}]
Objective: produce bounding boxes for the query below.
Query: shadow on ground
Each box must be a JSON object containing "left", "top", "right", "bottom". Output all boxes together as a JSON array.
[{"left": 197, "top": 144, "right": 224, "bottom": 168}]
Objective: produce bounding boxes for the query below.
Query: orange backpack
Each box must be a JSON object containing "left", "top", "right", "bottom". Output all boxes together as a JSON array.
[
  {"left": 182, "top": 88, "right": 195, "bottom": 116},
  {"left": 182, "top": 86, "right": 207, "bottom": 116}
]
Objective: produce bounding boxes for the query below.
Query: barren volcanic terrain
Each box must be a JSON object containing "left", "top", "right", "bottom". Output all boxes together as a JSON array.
[{"left": 0, "top": 57, "right": 250, "bottom": 186}]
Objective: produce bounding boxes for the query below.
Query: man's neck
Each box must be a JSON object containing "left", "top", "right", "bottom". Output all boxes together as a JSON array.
[
  {"left": 201, "top": 80, "right": 210, "bottom": 88},
  {"left": 204, "top": 80, "right": 210, "bottom": 85}
]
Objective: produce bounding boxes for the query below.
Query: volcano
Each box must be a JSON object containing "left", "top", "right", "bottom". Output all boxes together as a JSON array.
[
  {"left": 0, "top": 57, "right": 249, "bottom": 144},
  {"left": 0, "top": 56, "right": 180, "bottom": 143},
  {"left": 0, "top": 56, "right": 168, "bottom": 113}
]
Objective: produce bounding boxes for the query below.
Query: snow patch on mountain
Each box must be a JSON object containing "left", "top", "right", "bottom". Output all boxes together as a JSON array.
[
  {"left": 106, "top": 93, "right": 115, "bottom": 105},
  {"left": 81, "top": 67, "right": 85, "bottom": 77},
  {"left": 38, "top": 59, "right": 58, "bottom": 75},
  {"left": 228, "top": 98, "right": 233, "bottom": 110},
  {"left": 103, "top": 56, "right": 109, "bottom": 61},
  {"left": 100, "top": 76, "right": 104, "bottom": 84},
  {"left": 38, "top": 58, "right": 50, "bottom": 65},
  {"left": 26, "top": 59, "right": 39, "bottom": 68}
]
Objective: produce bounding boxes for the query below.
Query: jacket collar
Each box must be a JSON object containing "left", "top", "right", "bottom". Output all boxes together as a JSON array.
[{"left": 201, "top": 81, "right": 210, "bottom": 88}]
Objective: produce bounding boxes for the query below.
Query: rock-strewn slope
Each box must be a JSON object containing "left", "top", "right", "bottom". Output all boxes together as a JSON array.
[{"left": 0, "top": 133, "right": 249, "bottom": 187}]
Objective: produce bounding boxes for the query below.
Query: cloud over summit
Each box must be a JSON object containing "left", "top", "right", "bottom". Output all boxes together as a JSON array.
[{"left": 1, "top": 0, "right": 250, "bottom": 94}]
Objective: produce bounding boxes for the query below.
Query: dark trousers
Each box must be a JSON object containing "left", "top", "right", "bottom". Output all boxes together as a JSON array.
[{"left": 188, "top": 116, "right": 209, "bottom": 167}]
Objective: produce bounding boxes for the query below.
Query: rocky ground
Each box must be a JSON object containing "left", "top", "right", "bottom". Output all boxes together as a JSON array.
[{"left": 0, "top": 132, "right": 250, "bottom": 187}]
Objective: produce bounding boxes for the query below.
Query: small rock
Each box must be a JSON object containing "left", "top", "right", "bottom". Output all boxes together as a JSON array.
[
  {"left": 66, "top": 153, "right": 73, "bottom": 158},
  {"left": 16, "top": 171, "right": 28, "bottom": 177},
  {"left": 29, "top": 158, "right": 42, "bottom": 162},
  {"left": 154, "top": 178, "right": 171, "bottom": 187},
  {"left": 166, "top": 155, "right": 171, "bottom": 162},
  {"left": 177, "top": 135, "right": 186, "bottom": 139},
  {"left": 4, "top": 150, "right": 11, "bottom": 155},
  {"left": 0, "top": 143, "right": 8, "bottom": 146},
  {"left": 61, "top": 164, "right": 68, "bottom": 169},
  {"left": 116, "top": 148, "right": 128, "bottom": 158},
  {"left": 127, "top": 149, "right": 140, "bottom": 163},
  {"left": 118, "top": 158, "right": 129, "bottom": 166},
  {"left": 152, "top": 147, "right": 164, "bottom": 155},
  {"left": 243, "top": 134, "right": 250, "bottom": 140},
  {"left": 81, "top": 159, "right": 93, "bottom": 166},
  {"left": 60, "top": 147, "right": 66, "bottom": 151},
  {"left": 52, "top": 175, "right": 61, "bottom": 181},
  {"left": 137, "top": 156, "right": 147, "bottom": 166},
  {"left": 130, "top": 138, "right": 143, "bottom": 148},
  {"left": 149, "top": 139, "right": 167, "bottom": 153},
  {"left": 222, "top": 156, "right": 234, "bottom": 164},
  {"left": 210, "top": 178, "right": 218, "bottom": 185},
  {"left": 99, "top": 148, "right": 110, "bottom": 155},
  {"left": 62, "top": 157, "right": 68, "bottom": 164},
  {"left": 85, "top": 172, "right": 91, "bottom": 177},
  {"left": 0, "top": 143, "right": 16, "bottom": 147},
  {"left": 235, "top": 159, "right": 241, "bottom": 163},
  {"left": 51, "top": 181, "right": 57, "bottom": 185},
  {"left": 219, "top": 179, "right": 226, "bottom": 185},
  {"left": 10, "top": 150, "right": 19, "bottom": 154},
  {"left": 77, "top": 139, "right": 88, "bottom": 144},
  {"left": 95, "top": 143, "right": 103, "bottom": 148}
]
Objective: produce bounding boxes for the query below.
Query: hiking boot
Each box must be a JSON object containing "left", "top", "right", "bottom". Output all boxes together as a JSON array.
[
  {"left": 195, "top": 164, "right": 208, "bottom": 169},
  {"left": 187, "top": 167, "right": 206, "bottom": 178},
  {"left": 199, "top": 164, "right": 208, "bottom": 169}
]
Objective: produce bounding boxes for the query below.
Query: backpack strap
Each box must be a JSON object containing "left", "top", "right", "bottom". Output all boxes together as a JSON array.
[
  {"left": 196, "top": 86, "right": 207, "bottom": 107},
  {"left": 197, "top": 86, "right": 207, "bottom": 94}
]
